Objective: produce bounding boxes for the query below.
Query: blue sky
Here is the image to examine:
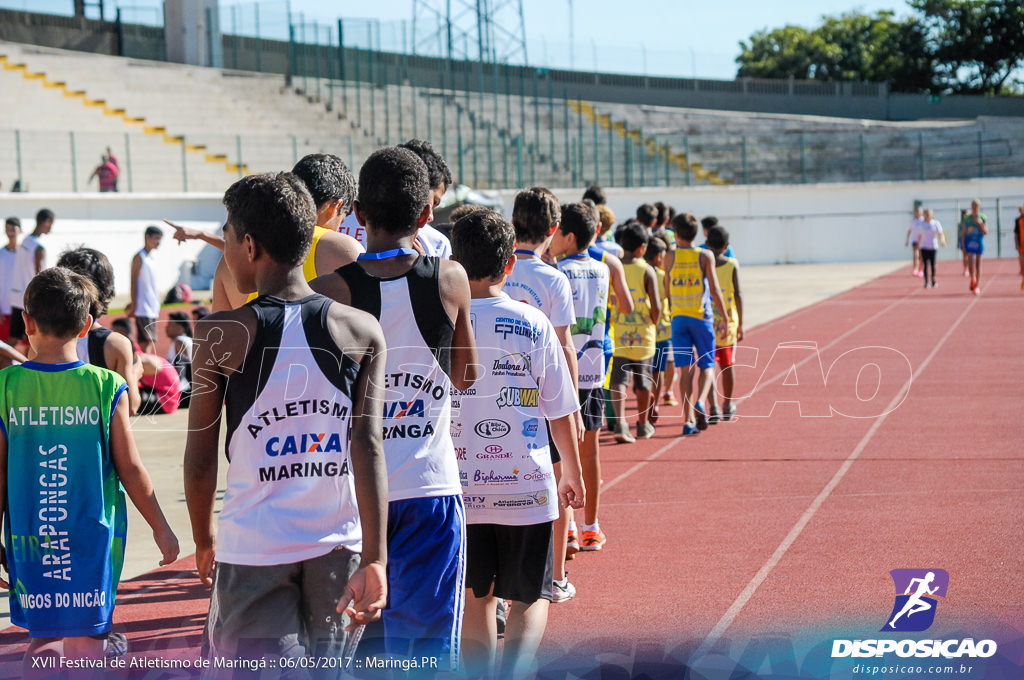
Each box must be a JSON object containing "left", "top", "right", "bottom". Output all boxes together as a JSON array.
[{"left": 9, "top": 0, "right": 909, "bottom": 79}]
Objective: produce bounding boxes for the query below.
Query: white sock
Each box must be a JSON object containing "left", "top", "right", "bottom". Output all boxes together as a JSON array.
[
  {"left": 584, "top": 522, "right": 600, "bottom": 533},
  {"left": 568, "top": 521, "right": 578, "bottom": 532}
]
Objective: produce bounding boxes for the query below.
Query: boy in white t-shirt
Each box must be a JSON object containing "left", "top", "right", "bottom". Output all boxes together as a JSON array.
[{"left": 452, "top": 208, "right": 584, "bottom": 680}]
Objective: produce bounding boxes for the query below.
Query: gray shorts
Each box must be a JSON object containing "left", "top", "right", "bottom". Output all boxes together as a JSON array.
[
  {"left": 205, "top": 547, "right": 361, "bottom": 674},
  {"left": 609, "top": 355, "right": 653, "bottom": 390}
]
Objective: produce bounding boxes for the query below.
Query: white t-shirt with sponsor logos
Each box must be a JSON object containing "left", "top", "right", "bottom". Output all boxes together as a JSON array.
[
  {"left": 503, "top": 254, "right": 576, "bottom": 329},
  {"left": 556, "top": 253, "right": 610, "bottom": 389},
  {"left": 453, "top": 293, "right": 579, "bottom": 525}
]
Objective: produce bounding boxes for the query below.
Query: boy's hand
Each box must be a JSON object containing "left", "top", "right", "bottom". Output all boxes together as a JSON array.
[
  {"left": 155, "top": 525, "right": 180, "bottom": 567},
  {"left": 339, "top": 561, "right": 387, "bottom": 631},
  {"left": 164, "top": 219, "right": 198, "bottom": 244},
  {"left": 0, "top": 545, "right": 8, "bottom": 589},
  {"left": 558, "top": 473, "right": 585, "bottom": 511},
  {"left": 195, "top": 540, "right": 216, "bottom": 586}
]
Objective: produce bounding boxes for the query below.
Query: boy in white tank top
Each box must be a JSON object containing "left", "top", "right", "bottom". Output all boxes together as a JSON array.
[
  {"left": 312, "top": 147, "right": 479, "bottom": 671},
  {"left": 184, "top": 173, "right": 389, "bottom": 667}
]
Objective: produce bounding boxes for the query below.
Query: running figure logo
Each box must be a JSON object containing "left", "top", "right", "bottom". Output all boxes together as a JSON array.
[{"left": 882, "top": 569, "right": 949, "bottom": 632}]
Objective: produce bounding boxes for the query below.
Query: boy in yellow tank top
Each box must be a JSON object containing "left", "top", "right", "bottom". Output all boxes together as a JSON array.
[
  {"left": 664, "top": 213, "right": 726, "bottom": 436},
  {"left": 707, "top": 226, "right": 743, "bottom": 422},
  {"left": 609, "top": 223, "right": 661, "bottom": 441},
  {"left": 643, "top": 235, "right": 673, "bottom": 422}
]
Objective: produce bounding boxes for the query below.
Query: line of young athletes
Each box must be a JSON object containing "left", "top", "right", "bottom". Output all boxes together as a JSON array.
[{"left": 0, "top": 141, "right": 745, "bottom": 679}]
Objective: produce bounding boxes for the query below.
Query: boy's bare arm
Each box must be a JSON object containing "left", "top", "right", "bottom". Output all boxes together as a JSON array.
[
  {"left": 663, "top": 248, "right": 675, "bottom": 312},
  {"left": 313, "top": 231, "right": 364, "bottom": 273},
  {"left": 106, "top": 333, "right": 141, "bottom": 415},
  {"left": 553, "top": 324, "right": 584, "bottom": 441},
  {"left": 334, "top": 307, "right": 389, "bottom": 627},
  {"left": 164, "top": 219, "right": 225, "bottom": 250},
  {"left": 604, "top": 253, "right": 633, "bottom": 315},
  {"left": 645, "top": 264, "right": 661, "bottom": 326},
  {"left": 702, "top": 250, "right": 727, "bottom": 320},
  {"left": 126, "top": 253, "right": 141, "bottom": 316},
  {"left": 439, "top": 259, "right": 480, "bottom": 391},
  {"left": 211, "top": 257, "right": 247, "bottom": 313},
  {"left": 733, "top": 265, "right": 744, "bottom": 341},
  {"left": 548, "top": 414, "right": 585, "bottom": 511},
  {"left": 184, "top": 313, "right": 245, "bottom": 584},
  {"left": 110, "top": 395, "right": 179, "bottom": 566},
  {"left": 309, "top": 271, "right": 352, "bottom": 306}
]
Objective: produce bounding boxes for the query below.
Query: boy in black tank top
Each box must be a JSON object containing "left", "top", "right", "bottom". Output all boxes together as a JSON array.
[
  {"left": 312, "top": 147, "right": 479, "bottom": 670},
  {"left": 57, "top": 247, "right": 141, "bottom": 415},
  {"left": 184, "top": 173, "right": 389, "bottom": 668}
]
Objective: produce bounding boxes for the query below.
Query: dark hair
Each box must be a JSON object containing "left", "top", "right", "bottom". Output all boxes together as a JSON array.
[
  {"left": 643, "top": 235, "right": 666, "bottom": 262},
  {"left": 398, "top": 139, "right": 453, "bottom": 192},
  {"left": 636, "top": 203, "right": 658, "bottom": 228},
  {"left": 452, "top": 210, "right": 515, "bottom": 282},
  {"left": 706, "top": 225, "right": 730, "bottom": 251},
  {"left": 292, "top": 153, "right": 356, "bottom": 214},
  {"left": 191, "top": 305, "right": 210, "bottom": 320},
  {"left": 701, "top": 215, "right": 719, "bottom": 231},
  {"left": 668, "top": 206, "right": 677, "bottom": 222},
  {"left": 145, "top": 225, "right": 163, "bottom": 239},
  {"left": 512, "top": 187, "right": 560, "bottom": 243},
  {"left": 56, "top": 247, "right": 115, "bottom": 317},
  {"left": 654, "top": 202, "right": 669, "bottom": 225},
  {"left": 36, "top": 209, "right": 54, "bottom": 226},
  {"left": 582, "top": 185, "right": 606, "bottom": 205},
  {"left": 618, "top": 222, "right": 650, "bottom": 253},
  {"left": 223, "top": 172, "right": 315, "bottom": 266},
  {"left": 559, "top": 202, "right": 598, "bottom": 251},
  {"left": 449, "top": 204, "right": 489, "bottom": 224},
  {"left": 111, "top": 317, "right": 132, "bottom": 335},
  {"left": 357, "top": 147, "right": 430, "bottom": 235},
  {"left": 168, "top": 310, "right": 193, "bottom": 337},
  {"left": 5, "top": 217, "right": 20, "bottom": 228},
  {"left": 671, "top": 212, "right": 700, "bottom": 241},
  {"left": 24, "top": 267, "right": 95, "bottom": 338}
]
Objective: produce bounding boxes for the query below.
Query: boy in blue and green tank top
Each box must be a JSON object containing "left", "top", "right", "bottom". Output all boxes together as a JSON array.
[{"left": 0, "top": 267, "right": 178, "bottom": 670}]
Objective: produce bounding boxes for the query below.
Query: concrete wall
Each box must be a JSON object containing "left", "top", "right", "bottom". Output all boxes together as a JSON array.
[
  {"left": 0, "top": 176, "right": 1019, "bottom": 301},
  {"left": 0, "top": 193, "right": 223, "bottom": 299},
  {"left": 505, "top": 176, "right": 1024, "bottom": 265}
]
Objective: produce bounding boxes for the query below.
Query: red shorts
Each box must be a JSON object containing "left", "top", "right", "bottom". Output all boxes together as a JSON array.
[
  {"left": 715, "top": 345, "right": 734, "bottom": 367},
  {"left": 0, "top": 314, "right": 9, "bottom": 343}
]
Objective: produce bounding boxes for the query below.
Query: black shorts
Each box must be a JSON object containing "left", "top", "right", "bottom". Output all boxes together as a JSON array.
[
  {"left": 465, "top": 522, "right": 553, "bottom": 603},
  {"left": 135, "top": 316, "right": 157, "bottom": 345},
  {"left": 8, "top": 307, "right": 26, "bottom": 341},
  {"left": 578, "top": 387, "right": 604, "bottom": 432}
]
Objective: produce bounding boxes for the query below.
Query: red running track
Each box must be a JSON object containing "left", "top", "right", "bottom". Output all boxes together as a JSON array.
[{"left": 1, "top": 259, "right": 1021, "bottom": 678}]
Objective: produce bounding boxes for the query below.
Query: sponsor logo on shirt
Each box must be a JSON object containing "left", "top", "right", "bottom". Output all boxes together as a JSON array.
[
  {"left": 521, "top": 467, "right": 553, "bottom": 482},
  {"left": 476, "top": 444, "right": 513, "bottom": 460},
  {"left": 265, "top": 432, "right": 345, "bottom": 456},
  {"left": 474, "top": 419, "right": 510, "bottom": 438},
  {"left": 494, "top": 316, "right": 540, "bottom": 341},
  {"left": 246, "top": 399, "right": 350, "bottom": 440},
  {"left": 522, "top": 418, "right": 539, "bottom": 437},
  {"left": 473, "top": 468, "right": 520, "bottom": 485},
  {"left": 496, "top": 387, "right": 539, "bottom": 409},
  {"left": 492, "top": 352, "right": 531, "bottom": 377}
]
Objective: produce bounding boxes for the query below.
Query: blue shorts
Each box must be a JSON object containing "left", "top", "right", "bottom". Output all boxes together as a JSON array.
[
  {"left": 383, "top": 495, "right": 466, "bottom": 670},
  {"left": 964, "top": 239, "right": 984, "bottom": 255},
  {"left": 671, "top": 315, "right": 716, "bottom": 369},
  {"left": 652, "top": 340, "right": 672, "bottom": 372}
]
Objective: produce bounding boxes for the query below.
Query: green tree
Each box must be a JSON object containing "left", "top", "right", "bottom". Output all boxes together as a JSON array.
[
  {"left": 736, "top": 11, "right": 934, "bottom": 93},
  {"left": 911, "top": 0, "right": 1024, "bottom": 94}
]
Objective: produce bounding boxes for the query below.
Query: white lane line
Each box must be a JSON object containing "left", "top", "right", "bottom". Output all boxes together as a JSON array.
[
  {"left": 693, "top": 295, "right": 978, "bottom": 657},
  {"left": 602, "top": 286, "right": 921, "bottom": 495}
]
